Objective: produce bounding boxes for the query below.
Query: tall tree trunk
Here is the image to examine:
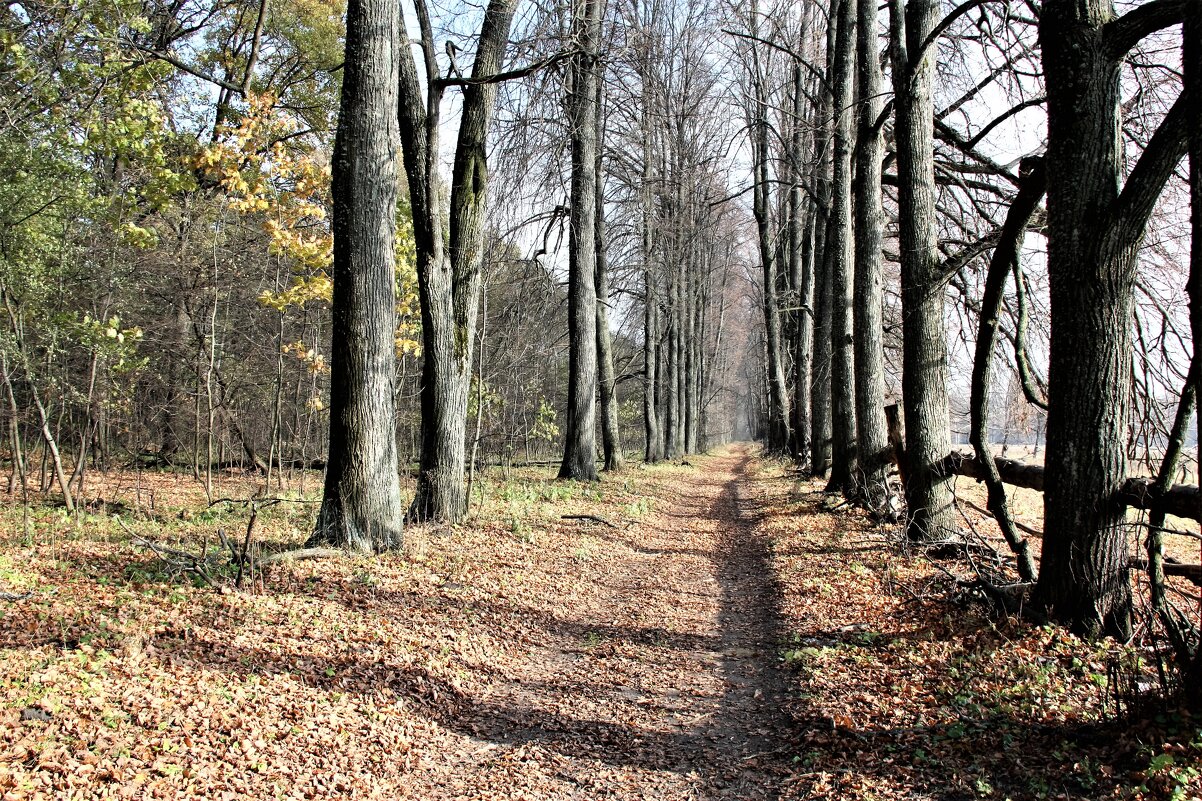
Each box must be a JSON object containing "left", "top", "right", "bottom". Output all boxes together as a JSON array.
[
  {"left": 788, "top": 58, "right": 812, "bottom": 465},
  {"left": 595, "top": 77, "right": 623, "bottom": 472},
  {"left": 1184, "top": 0, "right": 1201, "bottom": 685},
  {"left": 810, "top": 13, "right": 837, "bottom": 478},
  {"left": 404, "top": 0, "right": 518, "bottom": 520},
  {"left": 827, "top": 0, "right": 858, "bottom": 494},
  {"left": 310, "top": 0, "right": 404, "bottom": 552},
  {"left": 1034, "top": 0, "right": 1189, "bottom": 638},
  {"left": 559, "top": 0, "right": 601, "bottom": 482},
  {"left": 810, "top": 210, "right": 833, "bottom": 476},
  {"left": 890, "top": 0, "right": 956, "bottom": 542},
  {"left": 852, "top": 0, "right": 891, "bottom": 509},
  {"left": 749, "top": 0, "right": 790, "bottom": 454},
  {"left": 644, "top": 267, "right": 663, "bottom": 462},
  {"left": 792, "top": 200, "right": 814, "bottom": 464}
]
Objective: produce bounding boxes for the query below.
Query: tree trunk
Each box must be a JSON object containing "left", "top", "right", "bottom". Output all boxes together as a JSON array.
[
  {"left": 310, "top": 0, "right": 405, "bottom": 553},
  {"left": 810, "top": 14, "right": 837, "bottom": 478},
  {"left": 404, "top": 0, "right": 518, "bottom": 521},
  {"left": 595, "top": 77, "right": 623, "bottom": 472},
  {"left": 827, "top": 0, "right": 858, "bottom": 494},
  {"left": 749, "top": 0, "right": 790, "bottom": 454},
  {"left": 852, "top": 0, "right": 891, "bottom": 509},
  {"left": 890, "top": 0, "right": 956, "bottom": 542},
  {"left": 1034, "top": 0, "right": 1189, "bottom": 638},
  {"left": 792, "top": 198, "right": 815, "bottom": 465},
  {"left": 810, "top": 211, "right": 833, "bottom": 477},
  {"left": 644, "top": 267, "right": 663, "bottom": 463},
  {"left": 559, "top": 0, "right": 601, "bottom": 482}
]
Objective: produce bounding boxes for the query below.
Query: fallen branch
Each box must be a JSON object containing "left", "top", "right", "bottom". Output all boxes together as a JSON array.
[
  {"left": 1129, "top": 556, "right": 1202, "bottom": 586},
  {"left": 940, "top": 451, "right": 1202, "bottom": 521},
  {"left": 257, "top": 547, "right": 342, "bottom": 565},
  {"left": 562, "top": 514, "right": 619, "bottom": 529}
]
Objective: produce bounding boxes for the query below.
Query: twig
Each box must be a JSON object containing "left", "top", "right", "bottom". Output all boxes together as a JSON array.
[
  {"left": 958, "top": 497, "right": 1044, "bottom": 538},
  {"left": 208, "top": 496, "right": 319, "bottom": 508},
  {"left": 235, "top": 502, "right": 258, "bottom": 589},
  {"left": 217, "top": 528, "right": 239, "bottom": 562}
]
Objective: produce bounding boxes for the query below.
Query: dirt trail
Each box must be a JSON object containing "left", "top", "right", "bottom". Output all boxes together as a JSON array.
[{"left": 410, "top": 444, "right": 795, "bottom": 800}]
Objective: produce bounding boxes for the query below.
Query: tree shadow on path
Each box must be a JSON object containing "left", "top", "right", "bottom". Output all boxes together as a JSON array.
[{"left": 156, "top": 449, "right": 799, "bottom": 799}]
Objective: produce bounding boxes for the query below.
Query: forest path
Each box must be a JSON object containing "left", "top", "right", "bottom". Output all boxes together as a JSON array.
[{"left": 410, "top": 444, "right": 796, "bottom": 799}]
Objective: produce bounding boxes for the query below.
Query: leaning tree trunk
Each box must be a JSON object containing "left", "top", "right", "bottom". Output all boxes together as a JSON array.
[
  {"left": 890, "top": 0, "right": 956, "bottom": 542},
  {"left": 852, "top": 0, "right": 891, "bottom": 510},
  {"left": 1034, "top": 0, "right": 1190, "bottom": 639},
  {"left": 311, "top": 0, "right": 405, "bottom": 552},
  {"left": 969, "top": 157, "right": 1045, "bottom": 583},
  {"left": 827, "top": 0, "right": 858, "bottom": 494},
  {"left": 559, "top": 0, "right": 601, "bottom": 482}
]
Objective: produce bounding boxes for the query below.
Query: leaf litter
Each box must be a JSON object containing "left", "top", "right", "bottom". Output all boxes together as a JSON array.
[{"left": 0, "top": 446, "right": 1199, "bottom": 799}]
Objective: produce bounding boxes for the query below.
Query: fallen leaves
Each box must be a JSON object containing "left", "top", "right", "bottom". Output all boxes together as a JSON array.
[{"left": 1, "top": 449, "right": 1200, "bottom": 799}]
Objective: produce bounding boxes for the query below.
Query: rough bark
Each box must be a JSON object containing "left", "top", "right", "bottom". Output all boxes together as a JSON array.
[
  {"left": 595, "top": 79, "right": 623, "bottom": 472},
  {"left": 810, "top": 12, "right": 837, "bottom": 478},
  {"left": 792, "top": 198, "right": 815, "bottom": 465},
  {"left": 1180, "top": 0, "right": 1202, "bottom": 676},
  {"left": 1033, "top": 0, "right": 1188, "bottom": 638},
  {"left": 827, "top": 0, "right": 858, "bottom": 494},
  {"left": 789, "top": 60, "right": 813, "bottom": 466},
  {"left": 810, "top": 210, "right": 833, "bottom": 477},
  {"left": 311, "top": 0, "right": 404, "bottom": 552},
  {"left": 559, "top": 0, "right": 601, "bottom": 482},
  {"left": 405, "top": 0, "right": 518, "bottom": 521},
  {"left": 890, "top": 0, "right": 956, "bottom": 542},
  {"left": 852, "top": 0, "right": 890, "bottom": 508}
]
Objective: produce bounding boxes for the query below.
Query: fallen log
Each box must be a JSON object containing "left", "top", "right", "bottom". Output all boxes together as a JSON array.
[{"left": 939, "top": 451, "right": 1202, "bottom": 522}]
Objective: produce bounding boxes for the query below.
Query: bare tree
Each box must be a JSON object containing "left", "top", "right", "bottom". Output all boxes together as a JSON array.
[
  {"left": 560, "top": 0, "right": 602, "bottom": 481},
  {"left": 889, "top": 0, "right": 956, "bottom": 542},
  {"left": 1034, "top": 0, "right": 1190, "bottom": 638},
  {"left": 851, "top": 0, "right": 891, "bottom": 509},
  {"left": 398, "top": 0, "right": 521, "bottom": 520}
]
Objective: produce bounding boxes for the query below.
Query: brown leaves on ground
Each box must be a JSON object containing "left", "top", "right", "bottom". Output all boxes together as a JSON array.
[{"left": 1, "top": 448, "right": 1199, "bottom": 800}]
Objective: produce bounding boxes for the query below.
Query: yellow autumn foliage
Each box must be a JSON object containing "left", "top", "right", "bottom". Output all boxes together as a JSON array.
[{"left": 198, "top": 92, "right": 422, "bottom": 361}]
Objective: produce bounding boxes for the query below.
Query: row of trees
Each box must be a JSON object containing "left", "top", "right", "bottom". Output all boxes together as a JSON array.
[
  {"left": 0, "top": 0, "right": 754, "bottom": 538},
  {"left": 4, "top": 0, "right": 1198, "bottom": 645},
  {"left": 733, "top": 0, "right": 1198, "bottom": 640},
  {"left": 320, "top": 0, "right": 758, "bottom": 546}
]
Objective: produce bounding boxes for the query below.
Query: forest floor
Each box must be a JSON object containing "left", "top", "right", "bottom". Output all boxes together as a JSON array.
[{"left": 1, "top": 445, "right": 1201, "bottom": 799}]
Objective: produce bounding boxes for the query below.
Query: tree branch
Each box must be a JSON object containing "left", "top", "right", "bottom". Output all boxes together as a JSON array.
[
  {"left": 433, "top": 51, "right": 574, "bottom": 88},
  {"left": 1104, "top": 0, "right": 1187, "bottom": 60},
  {"left": 1112, "top": 91, "right": 1189, "bottom": 252}
]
